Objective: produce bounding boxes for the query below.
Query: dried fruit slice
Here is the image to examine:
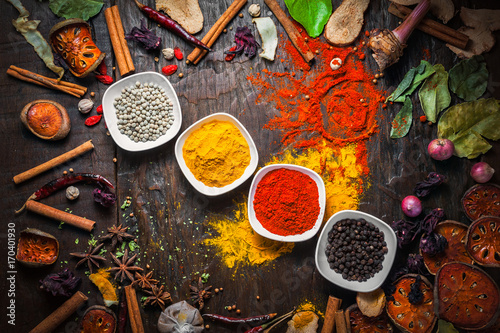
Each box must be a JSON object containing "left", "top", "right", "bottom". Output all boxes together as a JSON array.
[
  {"left": 466, "top": 216, "right": 500, "bottom": 267},
  {"left": 356, "top": 288, "right": 386, "bottom": 317},
  {"left": 16, "top": 228, "right": 59, "bottom": 267},
  {"left": 435, "top": 262, "right": 500, "bottom": 330},
  {"left": 386, "top": 274, "right": 436, "bottom": 333},
  {"left": 348, "top": 304, "right": 394, "bottom": 333},
  {"left": 421, "top": 220, "right": 474, "bottom": 274},
  {"left": 49, "top": 18, "right": 105, "bottom": 78},
  {"left": 20, "top": 100, "right": 71, "bottom": 141},
  {"left": 461, "top": 184, "right": 500, "bottom": 221},
  {"left": 80, "top": 305, "right": 117, "bottom": 333}
]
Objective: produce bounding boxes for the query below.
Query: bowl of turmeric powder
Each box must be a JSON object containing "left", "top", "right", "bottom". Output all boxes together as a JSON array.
[{"left": 175, "top": 113, "right": 258, "bottom": 196}]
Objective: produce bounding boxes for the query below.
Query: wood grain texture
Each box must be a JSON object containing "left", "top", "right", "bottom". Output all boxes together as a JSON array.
[{"left": 0, "top": 0, "right": 499, "bottom": 332}]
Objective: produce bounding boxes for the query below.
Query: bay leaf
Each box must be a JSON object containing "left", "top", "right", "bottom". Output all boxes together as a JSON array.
[
  {"left": 418, "top": 64, "right": 451, "bottom": 123},
  {"left": 448, "top": 55, "right": 488, "bottom": 101},
  {"left": 390, "top": 97, "right": 413, "bottom": 138},
  {"left": 437, "top": 98, "right": 500, "bottom": 158},
  {"left": 388, "top": 60, "right": 435, "bottom": 103}
]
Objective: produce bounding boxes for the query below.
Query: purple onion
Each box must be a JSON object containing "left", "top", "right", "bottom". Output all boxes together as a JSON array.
[
  {"left": 470, "top": 162, "right": 495, "bottom": 183},
  {"left": 401, "top": 195, "right": 422, "bottom": 217}
]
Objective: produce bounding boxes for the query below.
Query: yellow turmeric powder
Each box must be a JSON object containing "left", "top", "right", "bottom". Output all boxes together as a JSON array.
[
  {"left": 89, "top": 269, "right": 118, "bottom": 307},
  {"left": 183, "top": 120, "right": 251, "bottom": 187}
]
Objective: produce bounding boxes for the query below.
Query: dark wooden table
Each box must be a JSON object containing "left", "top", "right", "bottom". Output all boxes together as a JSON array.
[{"left": 1, "top": 0, "right": 499, "bottom": 332}]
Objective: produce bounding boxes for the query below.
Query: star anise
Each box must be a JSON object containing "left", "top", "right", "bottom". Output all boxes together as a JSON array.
[
  {"left": 70, "top": 243, "right": 106, "bottom": 274},
  {"left": 98, "top": 224, "right": 134, "bottom": 249},
  {"left": 144, "top": 285, "right": 172, "bottom": 310},
  {"left": 108, "top": 249, "right": 143, "bottom": 282},
  {"left": 131, "top": 271, "right": 159, "bottom": 290},
  {"left": 190, "top": 277, "right": 212, "bottom": 310}
]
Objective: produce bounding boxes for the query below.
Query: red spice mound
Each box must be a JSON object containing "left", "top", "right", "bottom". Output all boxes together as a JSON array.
[{"left": 253, "top": 168, "right": 320, "bottom": 236}]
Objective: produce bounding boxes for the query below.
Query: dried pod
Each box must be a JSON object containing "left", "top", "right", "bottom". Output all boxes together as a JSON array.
[
  {"left": 66, "top": 186, "right": 80, "bottom": 200},
  {"left": 20, "top": 100, "right": 71, "bottom": 141},
  {"left": 49, "top": 19, "right": 105, "bottom": 78},
  {"left": 248, "top": 4, "right": 261, "bottom": 17},
  {"left": 348, "top": 304, "right": 394, "bottom": 333},
  {"left": 16, "top": 228, "right": 59, "bottom": 267},
  {"left": 78, "top": 99, "right": 94, "bottom": 114},
  {"left": 356, "top": 288, "right": 386, "bottom": 317},
  {"left": 466, "top": 216, "right": 500, "bottom": 267},
  {"left": 386, "top": 274, "right": 436, "bottom": 333},
  {"left": 435, "top": 262, "right": 500, "bottom": 330},
  {"left": 461, "top": 183, "right": 500, "bottom": 221},
  {"left": 80, "top": 305, "right": 117, "bottom": 333},
  {"left": 421, "top": 220, "right": 474, "bottom": 275}
]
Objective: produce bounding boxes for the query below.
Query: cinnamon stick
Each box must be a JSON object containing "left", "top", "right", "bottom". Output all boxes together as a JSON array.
[
  {"left": 111, "top": 6, "right": 135, "bottom": 73},
  {"left": 124, "top": 285, "right": 145, "bottom": 333},
  {"left": 264, "top": 0, "right": 315, "bottom": 64},
  {"left": 105, "top": 6, "right": 134, "bottom": 76},
  {"left": 344, "top": 308, "right": 351, "bottom": 333},
  {"left": 334, "top": 310, "right": 348, "bottom": 333},
  {"left": 26, "top": 201, "right": 96, "bottom": 232},
  {"left": 321, "top": 296, "right": 342, "bottom": 333},
  {"left": 389, "top": 3, "right": 469, "bottom": 49},
  {"left": 13, "top": 140, "right": 94, "bottom": 184},
  {"left": 29, "top": 291, "right": 88, "bottom": 333},
  {"left": 187, "top": 0, "right": 248, "bottom": 65}
]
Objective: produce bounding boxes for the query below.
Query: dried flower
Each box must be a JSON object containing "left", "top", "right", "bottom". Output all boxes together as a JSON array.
[
  {"left": 39, "top": 269, "right": 81, "bottom": 297},
  {"left": 414, "top": 172, "right": 446, "bottom": 197},
  {"left": 391, "top": 219, "right": 421, "bottom": 248},
  {"left": 125, "top": 19, "right": 161, "bottom": 51},
  {"left": 408, "top": 275, "right": 424, "bottom": 305},
  {"left": 225, "top": 26, "right": 259, "bottom": 58},
  {"left": 407, "top": 254, "right": 426, "bottom": 275},
  {"left": 93, "top": 188, "right": 117, "bottom": 208},
  {"left": 420, "top": 232, "right": 448, "bottom": 256}
]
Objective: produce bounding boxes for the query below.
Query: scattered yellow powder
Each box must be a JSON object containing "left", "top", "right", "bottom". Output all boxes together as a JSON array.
[
  {"left": 89, "top": 269, "right": 118, "bottom": 307},
  {"left": 204, "top": 200, "right": 294, "bottom": 269}
]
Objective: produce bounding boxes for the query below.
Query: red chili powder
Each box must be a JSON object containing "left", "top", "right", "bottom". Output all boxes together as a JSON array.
[{"left": 253, "top": 168, "right": 319, "bottom": 236}]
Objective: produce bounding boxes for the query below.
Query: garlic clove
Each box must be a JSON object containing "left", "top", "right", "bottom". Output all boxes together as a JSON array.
[{"left": 78, "top": 98, "right": 94, "bottom": 114}]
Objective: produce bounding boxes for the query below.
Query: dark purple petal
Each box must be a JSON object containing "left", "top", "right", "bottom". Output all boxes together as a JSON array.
[
  {"left": 93, "top": 188, "right": 117, "bottom": 207},
  {"left": 408, "top": 275, "right": 424, "bottom": 305},
  {"left": 407, "top": 254, "right": 427, "bottom": 275},
  {"left": 391, "top": 219, "right": 422, "bottom": 248},
  {"left": 421, "top": 208, "right": 445, "bottom": 235},
  {"left": 39, "top": 269, "right": 81, "bottom": 297},
  {"left": 225, "top": 26, "right": 259, "bottom": 58},
  {"left": 414, "top": 172, "right": 446, "bottom": 197},
  {"left": 420, "top": 232, "right": 448, "bottom": 256},
  {"left": 125, "top": 19, "right": 161, "bottom": 51}
]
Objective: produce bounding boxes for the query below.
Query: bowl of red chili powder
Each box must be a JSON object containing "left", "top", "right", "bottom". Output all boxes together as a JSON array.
[{"left": 248, "top": 164, "right": 326, "bottom": 242}]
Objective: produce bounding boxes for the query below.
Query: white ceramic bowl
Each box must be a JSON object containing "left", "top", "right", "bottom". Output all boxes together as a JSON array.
[
  {"left": 175, "top": 113, "right": 258, "bottom": 196},
  {"left": 315, "top": 210, "right": 397, "bottom": 292},
  {"left": 248, "top": 164, "right": 326, "bottom": 242},
  {"left": 102, "top": 71, "right": 182, "bottom": 152}
]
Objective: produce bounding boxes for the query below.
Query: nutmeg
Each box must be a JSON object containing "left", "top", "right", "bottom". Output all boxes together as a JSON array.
[
  {"left": 20, "top": 100, "right": 71, "bottom": 141},
  {"left": 248, "top": 4, "right": 261, "bottom": 17},
  {"left": 78, "top": 99, "right": 94, "bottom": 114}
]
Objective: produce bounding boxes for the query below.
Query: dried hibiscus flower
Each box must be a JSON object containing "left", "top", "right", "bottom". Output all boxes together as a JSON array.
[
  {"left": 225, "top": 26, "right": 259, "bottom": 58},
  {"left": 391, "top": 219, "right": 421, "bottom": 248},
  {"left": 93, "top": 187, "right": 117, "bottom": 207},
  {"left": 39, "top": 268, "right": 81, "bottom": 297},
  {"left": 125, "top": 19, "right": 161, "bottom": 51},
  {"left": 420, "top": 208, "right": 447, "bottom": 256},
  {"left": 414, "top": 172, "right": 446, "bottom": 197}
]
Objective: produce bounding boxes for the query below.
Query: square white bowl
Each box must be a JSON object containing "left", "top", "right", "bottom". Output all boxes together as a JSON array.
[
  {"left": 315, "top": 210, "right": 397, "bottom": 292},
  {"left": 102, "top": 71, "right": 182, "bottom": 152},
  {"left": 248, "top": 164, "right": 326, "bottom": 242},
  {"left": 174, "top": 113, "right": 258, "bottom": 196}
]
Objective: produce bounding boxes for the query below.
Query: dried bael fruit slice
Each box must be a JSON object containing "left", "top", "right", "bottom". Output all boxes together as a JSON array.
[
  {"left": 421, "top": 220, "right": 474, "bottom": 274},
  {"left": 466, "top": 216, "right": 500, "bottom": 267},
  {"left": 435, "top": 262, "right": 500, "bottom": 330},
  {"left": 80, "top": 305, "right": 117, "bottom": 333},
  {"left": 461, "top": 184, "right": 500, "bottom": 221},
  {"left": 20, "top": 100, "right": 71, "bottom": 141},
  {"left": 348, "top": 304, "right": 394, "bottom": 333},
  {"left": 16, "top": 228, "right": 59, "bottom": 267},
  {"left": 49, "top": 18, "right": 105, "bottom": 78},
  {"left": 386, "top": 274, "right": 436, "bottom": 333}
]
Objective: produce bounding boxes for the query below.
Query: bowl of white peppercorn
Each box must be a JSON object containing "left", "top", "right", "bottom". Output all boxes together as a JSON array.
[
  {"left": 102, "top": 71, "right": 182, "bottom": 152},
  {"left": 315, "top": 210, "right": 397, "bottom": 292}
]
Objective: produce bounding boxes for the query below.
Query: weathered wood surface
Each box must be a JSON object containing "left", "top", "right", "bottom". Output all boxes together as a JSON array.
[{"left": 1, "top": 0, "right": 499, "bottom": 332}]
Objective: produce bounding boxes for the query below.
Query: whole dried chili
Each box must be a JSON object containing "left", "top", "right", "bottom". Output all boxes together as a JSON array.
[
  {"left": 253, "top": 168, "right": 320, "bottom": 236},
  {"left": 85, "top": 115, "right": 102, "bottom": 126},
  {"left": 96, "top": 74, "right": 113, "bottom": 84},
  {"left": 225, "top": 46, "right": 237, "bottom": 61},
  {"left": 203, "top": 313, "right": 277, "bottom": 326},
  {"left": 97, "top": 61, "right": 107, "bottom": 75},
  {"left": 132, "top": 0, "right": 211, "bottom": 51},
  {"left": 162, "top": 65, "right": 178, "bottom": 76},
  {"left": 174, "top": 47, "right": 183, "bottom": 60},
  {"left": 96, "top": 104, "right": 103, "bottom": 114}
]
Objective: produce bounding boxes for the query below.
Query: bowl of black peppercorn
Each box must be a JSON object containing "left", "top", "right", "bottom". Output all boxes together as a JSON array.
[{"left": 315, "top": 210, "right": 397, "bottom": 292}]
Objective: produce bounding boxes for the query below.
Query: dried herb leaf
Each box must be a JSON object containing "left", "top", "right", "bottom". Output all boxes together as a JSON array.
[
  {"left": 284, "top": 0, "right": 332, "bottom": 38},
  {"left": 437, "top": 319, "right": 459, "bottom": 333},
  {"left": 449, "top": 55, "right": 488, "bottom": 101},
  {"left": 437, "top": 98, "right": 500, "bottom": 158},
  {"left": 49, "top": 0, "right": 104, "bottom": 21},
  {"left": 390, "top": 97, "right": 413, "bottom": 138},
  {"left": 388, "top": 60, "right": 435, "bottom": 103},
  {"left": 418, "top": 64, "right": 451, "bottom": 123}
]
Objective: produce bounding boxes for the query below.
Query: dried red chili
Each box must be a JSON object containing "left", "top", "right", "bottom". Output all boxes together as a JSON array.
[
  {"left": 203, "top": 313, "right": 276, "bottom": 326},
  {"left": 162, "top": 65, "right": 178, "bottom": 76},
  {"left": 96, "top": 104, "right": 103, "bottom": 114},
  {"left": 97, "top": 61, "right": 107, "bottom": 75},
  {"left": 95, "top": 74, "right": 113, "bottom": 84},
  {"left": 253, "top": 168, "right": 320, "bottom": 236},
  {"left": 174, "top": 46, "right": 183, "bottom": 60},
  {"left": 85, "top": 115, "right": 102, "bottom": 126},
  {"left": 225, "top": 46, "right": 237, "bottom": 61}
]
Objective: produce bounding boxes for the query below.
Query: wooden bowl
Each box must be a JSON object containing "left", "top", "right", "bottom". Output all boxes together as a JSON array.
[{"left": 20, "top": 99, "right": 70, "bottom": 140}]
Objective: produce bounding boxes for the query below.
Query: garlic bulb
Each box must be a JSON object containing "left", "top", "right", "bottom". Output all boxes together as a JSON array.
[
  {"left": 248, "top": 4, "right": 261, "bottom": 17},
  {"left": 78, "top": 99, "right": 94, "bottom": 114},
  {"left": 66, "top": 186, "right": 80, "bottom": 200}
]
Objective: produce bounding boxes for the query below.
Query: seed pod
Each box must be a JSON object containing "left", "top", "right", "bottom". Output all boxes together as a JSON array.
[{"left": 78, "top": 99, "right": 94, "bottom": 114}]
